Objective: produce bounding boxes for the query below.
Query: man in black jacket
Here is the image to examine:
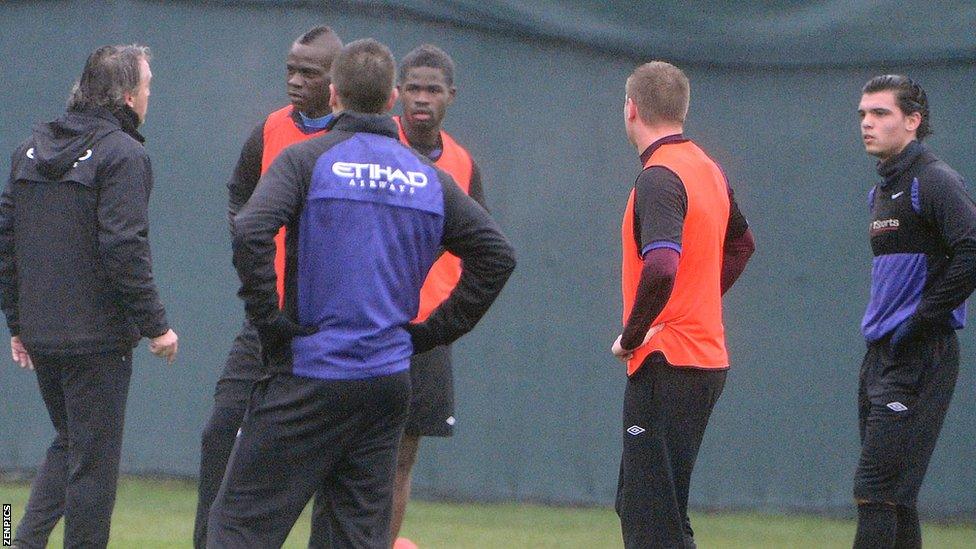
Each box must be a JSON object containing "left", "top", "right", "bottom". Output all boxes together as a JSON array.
[
  {"left": 207, "top": 39, "right": 514, "bottom": 548},
  {"left": 0, "top": 44, "right": 178, "bottom": 548},
  {"left": 853, "top": 75, "right": 976, "bottom": 549}
]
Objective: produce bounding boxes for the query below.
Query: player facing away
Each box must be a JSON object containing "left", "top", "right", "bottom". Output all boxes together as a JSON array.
[
  {"left": 852, "top": 75, "right": 976, "bottom": 549},
  {"left": 192, "top": 25, "right": 343, "bottom": 549},
  {"left": 611, "top": 61, "right": 754, "bottom": 548},
  {"left": 206, "top": 39, "right": 515, "bottom": 548}
]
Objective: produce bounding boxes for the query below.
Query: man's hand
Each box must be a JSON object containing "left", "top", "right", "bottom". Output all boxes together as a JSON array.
[
  {"left": 256, "top": 312, "right": 319, "bottom": 355},
  {"left": 611, "top": 324, "right": 664, "bottom": 364},
  {"left": 404, "top": 322, "right": 436, "bottom": 356},
  {"left": 11, "top": 336, "right": 33, "bottom": 370},
  {"left": 889, "top": 318, "right": 925, "bottom": 356},
  {"left": 149, "top": 329, "right": 179, "bottom": 364}
]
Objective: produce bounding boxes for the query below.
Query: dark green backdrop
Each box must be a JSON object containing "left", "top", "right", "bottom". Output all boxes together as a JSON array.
[{"left": 1, "top": 1, "right": 974, "bottom": 518}]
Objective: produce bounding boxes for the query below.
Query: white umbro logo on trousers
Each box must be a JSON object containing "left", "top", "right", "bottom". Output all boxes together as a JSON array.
[
  {"left": 627, "top": 425, "right": 646, "bottom": 435},
  {"left": 887, "top": 401, "right": 909, "bottom": 412}
]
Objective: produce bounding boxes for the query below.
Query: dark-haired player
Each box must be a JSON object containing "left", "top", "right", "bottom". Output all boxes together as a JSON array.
[
  {"left": 192, "top": 25, "right": 342, "bottom": 548},
  {"left": 853, "top": 75, "right": 976, "bottom": 549},
  {"left": 391, "top": 44, "right": 486, "bottom": 545}
]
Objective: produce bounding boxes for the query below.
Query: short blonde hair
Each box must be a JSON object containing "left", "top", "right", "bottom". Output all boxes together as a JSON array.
[{"left": 626, "top": 61, "right": 690, "bottom": 125}]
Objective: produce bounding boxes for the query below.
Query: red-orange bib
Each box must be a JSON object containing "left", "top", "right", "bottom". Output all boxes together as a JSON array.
[
  {"left": 621, "top": 140, "right": 730, "bottom": 374},
  {"left": 393, "top": 116, "right": 475, "bottom": 322},
  {"left": 260, "top": 106, "right": 327, "bottom": 308}
]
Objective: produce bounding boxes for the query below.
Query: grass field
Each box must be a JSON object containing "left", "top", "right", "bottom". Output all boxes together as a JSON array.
[{"left": 1, "top": 477, "right": 973, "bottom": 548}]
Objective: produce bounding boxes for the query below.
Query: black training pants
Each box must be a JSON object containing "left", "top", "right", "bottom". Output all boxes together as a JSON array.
[
  {"left": 193, "top": 322, "right": 332, "bottom": 548},
  {"left": 13, "top": 350, "right": 132, "bottom": 549},
  {"left": 195, "top": 393, "right": 335, "bottom": 548},
  {"left": 206, "top": 370, "right": 410, "bottom": 549},
  {"left": 193, "top": 321, "right": 263, "bottom": 549},
  {"left": 854, "top": 329, "right": 958, "bottom": 506},
  {"left": 193, "top": 396, "right": 248, "bottom": 549},
  {"left": 616, "top": 357, "right": 726, "bottom": 549}
]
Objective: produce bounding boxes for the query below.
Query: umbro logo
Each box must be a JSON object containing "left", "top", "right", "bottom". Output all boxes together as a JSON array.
[
  {"left": 446, "top": 416, "right": 456, "bottom": 426},
  {"left": 887, "top": 402, "right": 908, "bottom": 412},
  {"left": 891, "top": 191, "right": 904, "bottom": 199},
  {"left": 626, "top": 425, "right": 645, "bottom": 435}
]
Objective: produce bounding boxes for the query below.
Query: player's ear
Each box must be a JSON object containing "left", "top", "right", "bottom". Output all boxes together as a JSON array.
[
  {"left": 384, "top": 87, "right": 399, "bottom": 113},
  {"left": 905, "top": 110, "right": 922, "bottom": 133},
  {"left": 625, "top": 97, "right": 639, "bottom": 122},
  {"left": 329, "top": 83, "right": 341, "bottom": 112}
]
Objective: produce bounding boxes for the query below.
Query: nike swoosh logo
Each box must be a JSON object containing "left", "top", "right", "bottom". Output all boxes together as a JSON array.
[{"left": 891, "top": 191, "right": 904, "bottom": 199}]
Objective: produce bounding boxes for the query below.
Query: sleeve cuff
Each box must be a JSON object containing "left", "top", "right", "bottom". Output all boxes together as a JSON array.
[
  {"left": 405, "top": 322, "right": 438, "bottom": 355},
  {"left": 641, "top": 240, "right": 681, "bottom": 257},
  {"left": 141, "top": 315, "right": 170, "bottom": 339}
]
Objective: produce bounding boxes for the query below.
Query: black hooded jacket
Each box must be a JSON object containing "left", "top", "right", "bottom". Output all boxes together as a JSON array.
[{"left": 0, "top": 106, "right": 169, "bottom": 354}]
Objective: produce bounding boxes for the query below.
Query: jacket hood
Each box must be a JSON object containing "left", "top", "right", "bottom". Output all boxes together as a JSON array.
[{"left": 30, "top": 107, "right": 142, "bottom": 180}]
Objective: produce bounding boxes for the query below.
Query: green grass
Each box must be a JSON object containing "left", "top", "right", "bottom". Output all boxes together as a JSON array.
[{"left": 1, "top": 477, "right": 973, "bottom": 547}]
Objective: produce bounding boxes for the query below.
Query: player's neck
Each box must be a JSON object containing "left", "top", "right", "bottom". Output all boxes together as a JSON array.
[
  {"left": 633, "top": 124, "right": 684, "bottom": 154},
  {"left": 403, "top": 123, "right": 442, "bottom": 152},
  {"left": 298, "top": 109, "right": 334, "bottom": 130}
]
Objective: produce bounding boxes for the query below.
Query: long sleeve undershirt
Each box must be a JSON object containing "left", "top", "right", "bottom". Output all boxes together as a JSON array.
[{"left": 621, "top": 160, "right": 754, "bottom": 351}]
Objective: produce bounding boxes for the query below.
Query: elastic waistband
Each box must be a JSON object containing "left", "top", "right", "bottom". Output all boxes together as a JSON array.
[{"left": 867, "top": 324, "right": 956, "bottom": 348}]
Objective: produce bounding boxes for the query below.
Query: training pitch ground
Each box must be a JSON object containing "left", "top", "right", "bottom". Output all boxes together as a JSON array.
[{"left": 1, "top": 477, "right": 974, "bottom": 547}]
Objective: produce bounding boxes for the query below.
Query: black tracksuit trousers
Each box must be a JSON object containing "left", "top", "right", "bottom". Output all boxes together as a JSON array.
[
  {"left": 13, "top": 350, "right": 132, "bottom": 549},
  {"left": 206, "top": 370, "right": 410, "bottom": 549},
  {"left": 854, "top": 329, "right": 958, "bottom": 506},
  {"left": 193, "top": 323, "right": 332, "bottom": 548},
  {"left": 616, "top": 357, "right": 726, "bottom": 549},
  {"left": 194, "top": 397, "right": 248, "bottom": 549}
]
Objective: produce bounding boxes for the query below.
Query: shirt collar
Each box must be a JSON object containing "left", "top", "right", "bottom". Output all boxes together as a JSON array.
[
  {"left": 78, "top": 106, "right": 144, "bottom": 143},
  {"left": 639, "top": 133, "right": 687, "bottom": 165},
  {"left": 877, "top": 140, "right": 924, "bottom": 187},
  {"left": 298, "top": 111, "right": 334, "bottom": 131},
  {"left": 327, "top": 111, "right": 399, "bottom": 139}
]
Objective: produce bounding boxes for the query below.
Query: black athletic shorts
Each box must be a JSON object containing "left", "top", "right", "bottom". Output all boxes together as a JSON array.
[
  {"left": 853, "top": 327, "right": 959, "bottom": 506},
  {"left": 403, "top": 344, "right": 454, "bottom": 437}
]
